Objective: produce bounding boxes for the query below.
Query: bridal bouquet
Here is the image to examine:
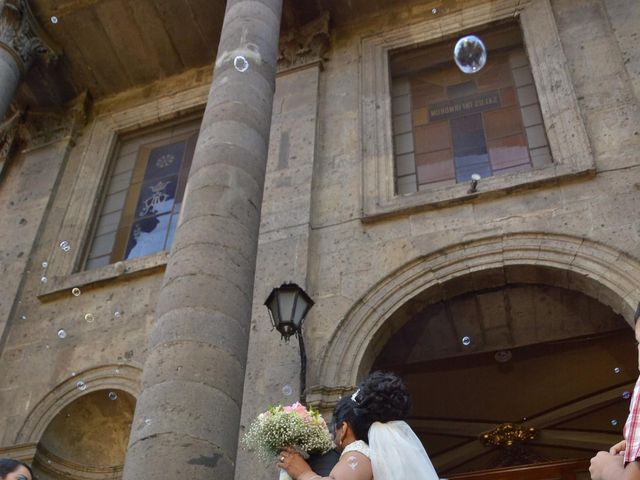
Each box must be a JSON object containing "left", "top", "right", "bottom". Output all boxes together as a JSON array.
[{"left": 242, "top": 402, "right": 334, "bottom": 480}]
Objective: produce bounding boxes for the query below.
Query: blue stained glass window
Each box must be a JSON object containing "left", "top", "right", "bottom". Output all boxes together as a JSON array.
[{"left": 120, "top": 134, "right": 196, "bottom": 261}]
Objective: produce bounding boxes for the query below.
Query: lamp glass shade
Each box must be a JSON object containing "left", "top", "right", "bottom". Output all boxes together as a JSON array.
[{"left": 265, "top": 283, "right": 314, "bottom": 339}]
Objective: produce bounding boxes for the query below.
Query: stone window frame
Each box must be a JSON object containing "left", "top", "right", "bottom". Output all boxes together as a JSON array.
[
  {"left": 38, "top": 85, "right": 209, "bottom": 299},
  {"left": 360, "top": 0, "right": 595, "bottom": 221}
]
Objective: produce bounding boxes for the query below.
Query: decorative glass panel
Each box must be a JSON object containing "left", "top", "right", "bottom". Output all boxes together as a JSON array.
[
  {"left": 84, "top": 117, "right": 200, "bottom": 269},
  {"left": 390, "top": 23, "right": 551, "bottom": 193}
]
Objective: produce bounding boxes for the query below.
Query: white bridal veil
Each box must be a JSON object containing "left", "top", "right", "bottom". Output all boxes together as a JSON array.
[{"left": 368, "top": 421, "right": 440, "bottom": 480}]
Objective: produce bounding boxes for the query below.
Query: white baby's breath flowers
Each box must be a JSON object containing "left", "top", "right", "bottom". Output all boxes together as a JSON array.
[{"left": 242, "top": 403, "right": 334, "bottom": 463}]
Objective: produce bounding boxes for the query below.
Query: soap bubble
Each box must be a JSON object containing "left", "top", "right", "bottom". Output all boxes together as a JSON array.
[
  {"left": 623, "top": 391, "right": 631, "bottom": 400},
  {"left": 454, "top": 35, "right": 487, "bottom": 74},
  {"left": 611, "top": 419, "right": 619, "bottom": 426},
  {"left": 614, "top": 367, "right": 621, "bottom": 374},
  {"left": 84, "top": 313, "right": 95, "bottom": 323},
  {"left": 50, "top": 16, "right": 58, "bottom": 24},
  {"left": 72, "top": 287, "right": 81, "bottom": 296},
  {"left": 57, "top": 328, "right": 67, "bottom": 339},
  {"left": 41, "top": 261, "right": 48, "bottom": 268},
  {"left": 462, "top": 336, "right": 471, "bottom": 346},
  {"left": 20, "top": 315, "right": 27, "bottom": 320},
  {"left": 234, "top": 56, "right": 249, "bottom": 72},
  {"left": 108, "top": 391, "right": 118, "bottom": 401},
  {"left": 76, "top": 380, "right": 87, "bottom": 391},
  {"left": 282, "top": 384, "right": 293, "bottom": 396},
  {"left": 41, "top": 276, "right": 48, "bottom": 284},
  {"left": 144, "top": 417, "right": 152, "bottom": 425},
  {"left": 494, "top": 350, "right": 512, "bottom": 363},
  {"left": 59, "top": 240, "right": 71, "bottom": 252},
  {"left": 113, "top": 308, "right": 122, "bottom": 319}
]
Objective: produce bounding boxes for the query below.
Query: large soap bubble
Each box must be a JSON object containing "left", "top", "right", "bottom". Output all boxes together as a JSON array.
[{"left": 454, "top": 35, "right": 487, "bottom": 74}]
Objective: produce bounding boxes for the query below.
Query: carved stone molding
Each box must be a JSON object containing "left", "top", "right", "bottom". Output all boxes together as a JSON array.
[
  {"left": 19, "top": 91, "right": 91, "bottom": 151},
  {"left": 0, "top": 0, "right": 60, "bottom": 71},
  {"left": 278, "top": 12, "right": 330, "bottom": 71},
  {"left": 34, "top": 445, "right": 123, "bottom": 480},
  {"left": 0, "top": 106, "right": 22, "bottom": 178},
  {"left": 0, "top": 442, "right": 37, "bottom": 462}
]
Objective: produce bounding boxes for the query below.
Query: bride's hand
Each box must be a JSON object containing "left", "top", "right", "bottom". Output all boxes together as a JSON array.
[{"left": 277, "top": 448, "right": 314, "bottom": 479}]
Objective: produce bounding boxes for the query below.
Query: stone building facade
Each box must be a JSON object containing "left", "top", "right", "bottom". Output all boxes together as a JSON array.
[{"left": 0, "top": 0, "right": 639, "bottom": 479}]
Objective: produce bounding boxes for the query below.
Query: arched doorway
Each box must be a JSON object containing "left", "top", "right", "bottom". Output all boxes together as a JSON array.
[
  {"left": 372, "top": 281, "right": 634, "bottom": 477},
  {"left": 32, "top": 389, "right": 135, "bottom": 480},
  {"left": 313, "top": 234, "right": 640, "bottom": 479}
]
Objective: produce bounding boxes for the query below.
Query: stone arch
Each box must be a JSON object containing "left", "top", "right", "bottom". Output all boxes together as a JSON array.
[
  {"left": 16, "top": 364, "right": 141, "bottom": 444},
  {"left": 316, "top": 232, "right": 640, "bottom": 395}
]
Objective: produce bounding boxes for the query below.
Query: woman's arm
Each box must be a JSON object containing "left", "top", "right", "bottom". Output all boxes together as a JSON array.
[{"left": 278, "top": 451, "right": 372, "bottom": 480}]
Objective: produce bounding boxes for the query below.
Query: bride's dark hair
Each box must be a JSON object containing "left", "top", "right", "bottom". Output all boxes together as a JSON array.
[{"left": 332, "top": 371, "right": 411, "bottom": 443}]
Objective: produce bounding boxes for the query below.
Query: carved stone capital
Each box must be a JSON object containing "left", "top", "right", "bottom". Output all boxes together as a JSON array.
[
  {"left": 0, "top": 0, "right": 59, "bottom": 72},
  {"left": 278, "top": 12, "right": 330, "bottom": 71},
  {"left": 0, "top": 106, "right": 22, "bottom": 179},
  {"left": 19, "top": 91, "right": 91, "bottom": 150}
]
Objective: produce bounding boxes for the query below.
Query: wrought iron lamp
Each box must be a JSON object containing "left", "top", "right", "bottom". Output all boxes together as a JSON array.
[{"left": 264, "top": 282, "right": 315, "bottom": 404}]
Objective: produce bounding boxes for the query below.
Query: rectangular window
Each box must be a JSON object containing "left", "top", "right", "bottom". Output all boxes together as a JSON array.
[
  {"left": 390, "top": 24, "right": 551, "bottom": 195},
  {"left": 84, "top": 118, "right": 200, "bottom": 270}
]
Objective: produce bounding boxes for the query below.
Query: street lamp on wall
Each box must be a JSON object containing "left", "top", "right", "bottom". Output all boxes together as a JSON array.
[{"left": 264, "top": 282, "right": 315, "bottom": 404}]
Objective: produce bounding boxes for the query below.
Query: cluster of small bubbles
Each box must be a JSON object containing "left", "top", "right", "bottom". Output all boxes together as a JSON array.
[
  {"left": 41, "top": 261, "right": 48, "bottom": 268},
  {"left": 282, "top": 384, "right": 293, "bottom": 396},
  {"left": 454, "top": 35, "right": 487, "bottom": 74},
  {"left": 57, "top": 328, "right": 67, "bottom": 339},
  {"left": 234, "top": 55, "right": 249, "bottom": 72},
  {"left": 72, "top": 287, "right": 81, "bottom": 296},
  {"left": 59, "top": 240, "right": 71, "bottom": 252},
  {"left": 611, "top": 419, "right": 619, "bottom": 426},
  {"left": 84, "top": 313, "right": 95, "bottom": 323},
  {"left": 41, "top": 276, "right": 48, "bottom": 284},
  {"left": 462, "top": 336, "right": 471, "bottom": 346},
  {"left": 623, "top": 391, "right": 631, "bottom": 400},
  {"left": 108, "top": 391, "right": 118, "bottom": 401},
  {"left": 614, "top": 367, "right": 621, "bottom": 374},
  {"left": 76, "top": 380, "right": 87, "bottom": 391}
]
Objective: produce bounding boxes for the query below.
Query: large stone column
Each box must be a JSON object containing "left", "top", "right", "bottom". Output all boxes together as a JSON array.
[
  {"left": 0, "top": 0, "right": 57, "bottom": 120},
  {"left": 122, "top": 1, "right": 282, "bottom": 479}
]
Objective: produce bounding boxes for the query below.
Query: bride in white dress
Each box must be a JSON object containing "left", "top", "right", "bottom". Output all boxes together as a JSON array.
[{"left": 277, "top": 371, "right": 440, "bottom": 480}]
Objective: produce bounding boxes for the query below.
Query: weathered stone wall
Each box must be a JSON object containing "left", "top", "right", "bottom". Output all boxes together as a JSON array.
[
  {"left": 0, "top": 1, "right": 638, "bottom": 479},
  {"left": 236, "top": 0, "right": 640, "bottom": 478}
]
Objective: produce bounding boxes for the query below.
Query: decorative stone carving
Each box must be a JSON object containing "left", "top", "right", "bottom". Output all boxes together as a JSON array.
[
  {"left": 278, "top": 12, "right": 330, "bottom": 71},
  {"left": 19, "top": 91, "right": 90, "bottom": 150},
  {"left": 0, "top": 107, "right": 21, "bottom": 179},
  {"left": 0, "top": 0, "right": 59, "bottom": 71}
]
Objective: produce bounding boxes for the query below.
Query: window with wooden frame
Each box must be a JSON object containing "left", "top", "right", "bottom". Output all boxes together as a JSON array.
[
  {"left": 390, "top": 23, "right": 551, "bottom": 195},
  {"left": 84, "top": 117, "right": 200, "bottom": 270}
]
